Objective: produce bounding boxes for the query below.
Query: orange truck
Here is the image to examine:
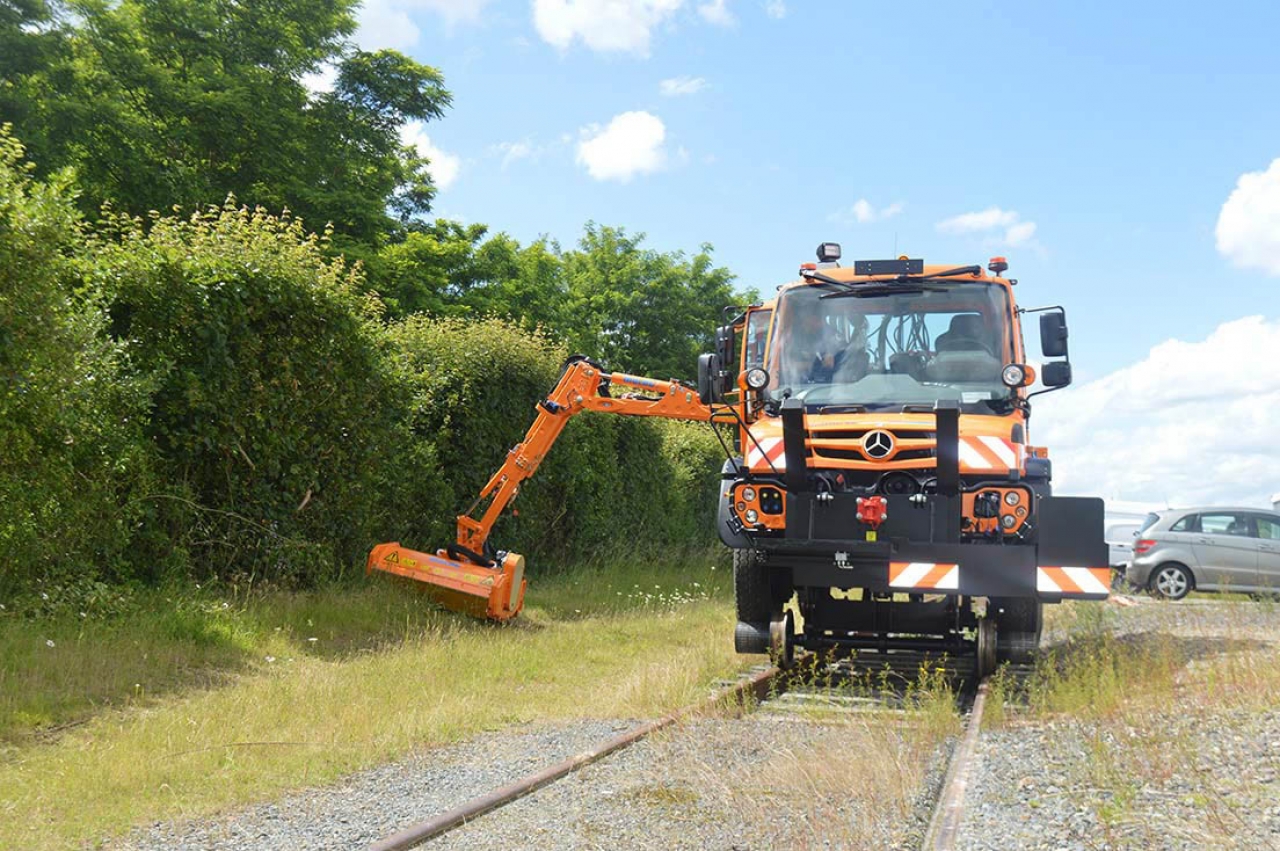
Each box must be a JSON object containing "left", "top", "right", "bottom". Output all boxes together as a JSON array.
[{"left": 369, "top": 245, "right": 1108, "bottom": 674}]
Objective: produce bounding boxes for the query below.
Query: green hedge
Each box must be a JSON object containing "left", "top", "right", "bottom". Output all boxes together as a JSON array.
[
  {"left": 1, "top": 137, "right": 725, "bottom": 597},
  {"left": 0, "top": 133, "right": 153, "bottom": 597},
  {"left": 383, "top": 316, "right": 723, "bottom": 569}
]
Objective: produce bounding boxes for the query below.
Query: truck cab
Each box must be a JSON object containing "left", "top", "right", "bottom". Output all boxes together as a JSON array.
[{"left": 699, "top": 247, "right": 1108, "bottom": 672}]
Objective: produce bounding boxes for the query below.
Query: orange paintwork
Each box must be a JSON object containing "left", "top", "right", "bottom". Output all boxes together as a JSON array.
[{"left": 728, "top": 483, "right": 786, "bottom": 531}]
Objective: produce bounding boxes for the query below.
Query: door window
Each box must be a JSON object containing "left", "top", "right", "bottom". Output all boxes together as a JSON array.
[
  {"left": 1252, "top": 516, "right": 1280, "bottom": 540},
  {"left": 1199, "top": 513, "right": 1251, "bottom": 537},
  {"left": 743, "top": 309, "right": 771, "bottom": 371},
  {"left": 1169, "top": 514, "right": 1197, "bottom": 533}
]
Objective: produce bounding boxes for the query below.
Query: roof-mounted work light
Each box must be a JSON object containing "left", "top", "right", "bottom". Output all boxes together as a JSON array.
[
  {"left": 988, "top": 256, "right": 1009, "bottom": 275},
  {"left": 816, "top": 242, "right": 841, "bottom": 263}
]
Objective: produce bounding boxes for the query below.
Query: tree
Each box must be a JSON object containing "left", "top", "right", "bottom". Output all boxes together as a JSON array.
[
  {"left": 559, "top": 224, "right": 740, "bottom": 380},
  {"left": 0, "top": 0, "right": 450, "bottom": 246}
]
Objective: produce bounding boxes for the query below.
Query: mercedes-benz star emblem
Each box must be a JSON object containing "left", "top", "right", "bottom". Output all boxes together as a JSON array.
[{"left": 862, "top": 430, "right": 895, "bottom": 460}]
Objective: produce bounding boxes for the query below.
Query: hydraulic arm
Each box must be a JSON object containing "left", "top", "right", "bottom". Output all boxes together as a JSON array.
[{"left": 367, "top": 356, "right": 713, "bottom": 621}]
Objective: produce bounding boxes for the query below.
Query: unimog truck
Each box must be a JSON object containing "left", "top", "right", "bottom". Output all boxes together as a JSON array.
[
  {"left": 368, "top": 245, "right": 1108, "bottom": 675},
  {"left": 700, "top": 246, "right": 1107, "bottom": 673}
]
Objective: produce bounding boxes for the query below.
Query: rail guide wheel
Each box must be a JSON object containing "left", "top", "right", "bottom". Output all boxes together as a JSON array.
[
  {"left": 976, "top": 617, "right": 997, "bottom": 679},
  {"left": 769, "top": 610, "right": 795, "bottom": 670}
]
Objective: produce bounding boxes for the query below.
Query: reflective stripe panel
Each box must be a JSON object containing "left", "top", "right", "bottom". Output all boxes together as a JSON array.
[
  {"left": 958, "top": 436, "right": 1023, "bottom": 472},
  {"left": 746, "top": 436, "right": 786, "bottom": 472},
  {"left": 889, "top": 561, "right": 960, "bottom": 590},
  {"left": 1037, "top": 566, "right": 1111, "bottom": 595}
]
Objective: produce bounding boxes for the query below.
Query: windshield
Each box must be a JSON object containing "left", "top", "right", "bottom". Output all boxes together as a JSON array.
[{"left": 764, "top": 281, "right": 1016, "bottom": 412}]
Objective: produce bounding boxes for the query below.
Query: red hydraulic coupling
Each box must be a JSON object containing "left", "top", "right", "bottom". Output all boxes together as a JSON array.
[{"left": 856, "top": 495, "right": 888, "bottom": 530}]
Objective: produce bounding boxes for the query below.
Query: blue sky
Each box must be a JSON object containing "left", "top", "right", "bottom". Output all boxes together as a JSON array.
[{"left": 339, "top": 0, "right": 1280, "bottom": 506}]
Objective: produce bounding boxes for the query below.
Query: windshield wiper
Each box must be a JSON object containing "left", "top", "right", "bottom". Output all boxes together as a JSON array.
[
  {"left": 817, "top": 404, "right": 868, "bottom": 414},
  {"left": 820, "top": 283, "right": 945, "bottom": 299}
]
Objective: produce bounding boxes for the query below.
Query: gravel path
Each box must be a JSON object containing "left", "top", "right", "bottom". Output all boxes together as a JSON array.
[
  {"left": 427, "top": 714, "right": 949, "bottom": 851},
  {"left": 957, "top": 597, "right": 1280, "bottom": 851},
  {"left": 118, "top": 706, "right": 950, "bottom": 850},
  {"left": 117, "top": 720, "right": 636, "bottom": 850}
]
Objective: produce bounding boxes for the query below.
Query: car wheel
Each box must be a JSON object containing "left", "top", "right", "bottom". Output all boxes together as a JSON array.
[{"left": 1150, "top": 563, "right": 1192, "bottom": 601}]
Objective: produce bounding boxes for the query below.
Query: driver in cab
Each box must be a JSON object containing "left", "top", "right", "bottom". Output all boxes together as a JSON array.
[{"left": 780, "top": 302, "right": 845, "bottom": 385}]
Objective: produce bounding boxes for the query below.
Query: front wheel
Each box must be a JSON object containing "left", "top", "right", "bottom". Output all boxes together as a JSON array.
[{"left": 1150, "top": 563, "right": 1192, "bottom": 600}]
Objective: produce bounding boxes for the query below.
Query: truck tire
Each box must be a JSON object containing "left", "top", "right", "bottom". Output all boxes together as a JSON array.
[
  {"left": 734, "top": 548, "right": 771, "bottom": 625},
  {"left": 993, "top": 597, "right": 1042, "bottom": 664}
]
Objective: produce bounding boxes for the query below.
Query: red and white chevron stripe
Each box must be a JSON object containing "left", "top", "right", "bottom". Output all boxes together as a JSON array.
[
  {"left": 958, "top": 435, "right": 1024, "bottom": 472},
  {"left": 1037, "top": 566, "right": 1111, "bottom": 595},
  {"left": 889, "top": 561, "right": 959, "bottom": 590},
  {"left": 746, "top": 436, "right": 787, "bottom": 472}
]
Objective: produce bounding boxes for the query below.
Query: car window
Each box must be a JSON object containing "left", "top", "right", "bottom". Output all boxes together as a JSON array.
[
  {"left": 1199, "top": 513, "right": 1250, "bottom": 537},
  {"left": 1253, "top": 515, "right": 1280, "bottom": 540},
  {"left": 1137, "top": 513, "right": 1161, "bottom": 535},
  {"left": 1169, "top": 514, "right": 1196, "bottom": 533}
]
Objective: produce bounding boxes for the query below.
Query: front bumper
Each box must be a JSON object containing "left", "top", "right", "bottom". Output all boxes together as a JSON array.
[{"left": 755, "top": 538, "right": 1113, "bottom": 600}]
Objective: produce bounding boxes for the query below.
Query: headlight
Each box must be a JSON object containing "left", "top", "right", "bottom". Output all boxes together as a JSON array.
[
  {"left": 741, "top": 486, "right": 756, "bottom": 502},
  {"left": 1004, "top": 491, "right": 1020, "bottom": 506},
  {"left": 744, "top": 509, "right": 759, "bottom": 524},
  {"left": 1001, "top": 514, "right": 1017, "bottom": 529},
  {"left": 744, "top": 367, "right": 769, "bottom": 390},
  {"left": 1001, "top": 364, "right": 1026, "bottom": 387}
]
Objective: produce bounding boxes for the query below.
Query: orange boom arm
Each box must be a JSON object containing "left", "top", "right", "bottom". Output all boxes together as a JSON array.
[{"left": 367, "top": 356, "right": 714, "bottom": 621}]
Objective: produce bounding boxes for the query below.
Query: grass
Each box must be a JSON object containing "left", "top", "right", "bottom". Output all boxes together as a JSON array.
[{"left": 0, "top": 552, "right": 747, "bottom": 850}]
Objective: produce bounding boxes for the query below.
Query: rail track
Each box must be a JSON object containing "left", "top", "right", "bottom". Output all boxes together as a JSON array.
[{"left": 368, "top": 651, "right": 1009, "bottom": 851}]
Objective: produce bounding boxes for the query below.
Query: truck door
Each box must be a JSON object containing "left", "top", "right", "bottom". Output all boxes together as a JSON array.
[{"left": 1191, "top": 511, "right": 1259, "bottom": 591}]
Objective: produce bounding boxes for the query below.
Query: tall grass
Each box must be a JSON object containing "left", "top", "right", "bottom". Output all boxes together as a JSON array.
[{"left": 0, "top": 553, "right": 744, "bottom": 850}]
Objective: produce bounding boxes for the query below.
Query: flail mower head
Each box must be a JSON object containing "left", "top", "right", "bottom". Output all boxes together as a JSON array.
[{"left": 366, "top": 543, "right": 526, "bottom": 621}]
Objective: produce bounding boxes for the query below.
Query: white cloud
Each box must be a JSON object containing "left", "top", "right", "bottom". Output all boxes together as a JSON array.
[
  {"left": 354, "top": 0, "right": 491, "bottom": 50},
  {"left": 1216, "top": 158, "right": 1280, "bottom": 276},
  {"left": 533, "top": 0, "right": 683, "bottom": 56},
  {"left": 698, "top": 0, "right": 734, "bottom": 26},
  {"left": 828, "top": 199, "right": 905, "bottom": 225},
  {"left": 763, "top": 0, "right": 786, "bottom": 18},
  {"left": 937, "top": 207, "right": 1019, "bottom": 233},
  {"left": 301, "top": 63, "right": 339, "bottom": 95},
  {"left": 937, "top": 206, "right": 1038, "bottom": 247},
  {"left": 400, "top": 122, "right": 461, "bottom": 190},
  {"left": 576, "top": 111, "right": 668, "bottom": 181},
  {"left": 1035, "top": 315, "right": 1280, "bottom": 508},
  {"left": 659, "top": 75, "right": 707, "bottom": 96},
  {"left": 1004, "top": 220, "right": 1037, "bottom": 247},
  {"left": 491, "top": 139, "right": 537, "bottom": 168},
  {"left": 357, "top": 0, "right": 421, "bottom": 50}
]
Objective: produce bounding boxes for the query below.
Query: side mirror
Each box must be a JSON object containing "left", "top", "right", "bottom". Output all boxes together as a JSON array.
[
  {"left": 1040, "top": 312, "right": 1069, "bottom": 358},
  {"left": 697, "top": 353, "right": 722, "bottom": 404},
  {"left": 714, "top": 324, "right": 734, "bottom": 393},
  {"left": 1042, "top": 361, "right": 1072, "bottom": 387}
]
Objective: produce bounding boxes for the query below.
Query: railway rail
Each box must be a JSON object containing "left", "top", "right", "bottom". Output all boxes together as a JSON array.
[{"left": 366, "top": 650, "right": 1010, "bottom": 851}]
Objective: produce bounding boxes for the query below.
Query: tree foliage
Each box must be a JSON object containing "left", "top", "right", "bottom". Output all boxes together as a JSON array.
[{"left": 0, "top": 0, "right": 450, "bottom": 245}]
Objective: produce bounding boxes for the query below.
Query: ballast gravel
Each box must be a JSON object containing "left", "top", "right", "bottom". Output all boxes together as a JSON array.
[
  {"left": 117, "top": 720, "right": 637, "bottom": 851},
  {"left": 956, "top": 596, "right": 1280, "bottom": 851},
  {"left": 119, "top": 711, "right": 949, "bottom": 850}
]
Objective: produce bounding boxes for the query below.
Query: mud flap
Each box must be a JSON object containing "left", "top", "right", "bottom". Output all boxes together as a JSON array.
[{"left": 1035, "top": 496, "right": 1110, "bottom": 599}]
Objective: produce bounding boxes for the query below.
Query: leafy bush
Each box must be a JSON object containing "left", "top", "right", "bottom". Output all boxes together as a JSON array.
[
  {"left": 0, "top": 129, "right": 153, "bottom": 596},
  {"left": 84, "top": 201, "right": 403, "bottom": 583}
]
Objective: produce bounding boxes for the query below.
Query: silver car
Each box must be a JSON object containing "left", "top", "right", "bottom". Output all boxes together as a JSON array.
[{"left": 1127, "top": 507, "right": 1280, "bottom": 599}]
